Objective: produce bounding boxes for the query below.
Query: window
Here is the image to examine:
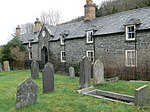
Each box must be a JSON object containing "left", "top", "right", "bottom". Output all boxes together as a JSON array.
[
  {"left": 86, "top": 50, "right": 94, "bottom": 63},
  {"left": 86, "top": 31, "right": 93, "bottom": 43},
  {"left": 29, "top": 51, "right": 32, "bottom": 60},
  {"left": 126, "top": 25, "right": 135, "bottom": 40},
  {"left": 28, "top": 41, "right": 32, "bottom": 48},
  {"left": 61, "top": 51, "right": 66, "bottom": 62},
  {"left": 125, "top": 50, "right": 136, "bottom": 67},
  {"left": 60, "top": 36, "right": 65, "bottom": 45}
]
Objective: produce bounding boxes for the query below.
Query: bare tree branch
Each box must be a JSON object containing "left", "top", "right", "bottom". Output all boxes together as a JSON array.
[
  {"left": 20, "top": 23, "right": 34, "bottom": 34},
  {"left": 40, "top": 10, "right": 61, "bottom": 26}
]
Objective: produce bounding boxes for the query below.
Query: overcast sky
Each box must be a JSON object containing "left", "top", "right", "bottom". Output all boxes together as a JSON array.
[{"left": 0, "top": 0, "right": 106, "bottom": 45}]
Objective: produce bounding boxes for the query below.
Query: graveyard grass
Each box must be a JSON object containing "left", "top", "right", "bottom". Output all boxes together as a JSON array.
[{"left": 0, "top": 70, "right": 150, "bottom": 112}]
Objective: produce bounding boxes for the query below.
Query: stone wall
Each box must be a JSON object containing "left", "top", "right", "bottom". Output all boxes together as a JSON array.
[
  {"left": 32, "top": 43, "right": 39, "bottom": 60},
  {"left": 48, "top": 30, "right": 150, "bottom": 80},
  {"left": 66, "top": 38, "right": 94, "bottom": 63}
]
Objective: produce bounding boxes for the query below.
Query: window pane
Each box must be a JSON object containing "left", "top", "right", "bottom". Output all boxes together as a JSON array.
[
  {"left": 61, "top": 51, "right": 66, "bottom": 62},
  {"left": 91, "top": 52, "right": 93, "bottom": 57},
  {"left": 131, "top": 26, "right": 134, "bottom": 32},
  {"left": 87, "top": 31, "right": 93, "bottom": 43},
  {"left": 87, "top": 51, "right": 94, "bottom": 63},
  {"left": 126, "top": 26, "right": 135, "bottom": 40},
  {"left": 131, "top": 33, "right": 134, "bottom": 39},
  {"left": 126, "top": 50, "right": 136, "bottom": 66}
]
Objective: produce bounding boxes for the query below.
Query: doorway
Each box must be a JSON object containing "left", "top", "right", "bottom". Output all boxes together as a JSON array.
[{"left": 41, "top": 46, "right": 48, "bottom": 64}]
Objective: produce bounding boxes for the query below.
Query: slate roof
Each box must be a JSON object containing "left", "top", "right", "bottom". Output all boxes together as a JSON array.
[
  {"left": 20, "top": 32, "right": 39, "bottom": 44},
  {"left": 20, "top": 6, "right": 150, "bottom": 43}
]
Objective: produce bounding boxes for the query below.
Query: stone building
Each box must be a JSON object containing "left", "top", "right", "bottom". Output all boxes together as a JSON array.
[{"left": 19, "top": 0, "right": 150, "bottom": 80}]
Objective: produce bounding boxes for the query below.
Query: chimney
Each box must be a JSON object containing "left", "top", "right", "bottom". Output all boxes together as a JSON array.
[
  {"left": 16, "top": 25, "right": 21, "bottom": 36},
  {"left": 34, "top": 18, "right": 42, "bottom": 33},
  {"left": 84, "top": 0, "right": 96, "bottom": 21}
]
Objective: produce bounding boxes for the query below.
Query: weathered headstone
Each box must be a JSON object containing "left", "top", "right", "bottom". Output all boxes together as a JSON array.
[
  {"left": 3, "top": 61, "right": 10, "bottom": 71},
  {"left": 16, "top": 78, "right": 38, "bottom": 108},
  {"left": 42, "top": 63, "right": 54, "bottom": 93},
  {"left": 0, "top": 63, "right": 2, "bottom": 72},
  {"left": 79, "top": 57, "right": 91, "bottom": 89},
  {"left": 69, "top": 67, "right": 75, "bottom": 79},
  {"left": 31, "top": 60, "right": 39, "bottom": 79},
  {"left": 93, "top": 59, "right": 104, "bottom": 85},
  {"left": 135, "top": 85, "right": 148, "bottom": 106}
]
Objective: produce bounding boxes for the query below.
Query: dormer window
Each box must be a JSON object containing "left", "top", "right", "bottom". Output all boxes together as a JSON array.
[
  {"left": 126, "top": 25, "right": 136, "bottom": 41},
  {"left": 60, "top": 36, "right": 65, "bottom": 45},
  {"left": 86, "top": 31, "right": 93, "bottom": 43},
  {"left": 61, "top": 51, "right": 66, "bottom": 62}
]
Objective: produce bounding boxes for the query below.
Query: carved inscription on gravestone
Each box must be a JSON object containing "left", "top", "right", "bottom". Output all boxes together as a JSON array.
[
  {"left": 93, "top": 59, "right": 104, "bottom": 85},
  {"left": 3, "top": 61, "right": 10, "bottom": 71},
  {"left": 31, "top": 60, "right": 39, "bottom": 79},
  {"left": 16, "top": 78, "right": 38, "bottom": 108},
  {"left": 42, "top": 63, "right": 54, "bottom": 93},
  {"left": 79, "top": 57, "right": 91, "bottom": 89},
  {"left": 69, "top": 67, "right": 75, "bottom": 79}
]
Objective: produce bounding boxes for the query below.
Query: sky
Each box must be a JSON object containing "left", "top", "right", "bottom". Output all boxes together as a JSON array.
[{"left": 0, "top": 0, "right": 106, "bottom": 45}]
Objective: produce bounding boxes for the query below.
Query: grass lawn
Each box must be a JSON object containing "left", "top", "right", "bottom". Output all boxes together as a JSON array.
[{"left": 0, "top": 70, "right": 150, "bottom": 112}]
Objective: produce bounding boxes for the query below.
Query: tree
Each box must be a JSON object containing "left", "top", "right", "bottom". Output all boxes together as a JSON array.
[
  {"left": 0, "top": 47, "right": 2, "bottom": 63},
  {"left": 96, "top": 0, "right": 149, "bottom": 17},
  {"left": 1, "top": 36, "right": 26, "bottom": 63},
  {"left": 10, "top": 47, "right": 25, "bottom": 61},
  {"left": 40, "top": 10, "right": 61, "bottom": 26},
  {"left": 10, "top": 46, "right": 26, "bottom": 69},
  {"left": 20, "top": 23, "right": 34, "bottom": 34}
]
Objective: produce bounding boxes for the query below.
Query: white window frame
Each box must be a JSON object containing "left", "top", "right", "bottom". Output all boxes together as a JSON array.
[
  {"left": 86, "top": 50, "right": 94, "bottom": 63},
  {"left": 86, "top": 31, "right": 93, "bottom": 43},
  {"left": 28, "top": 41, "right": 32, "bottom": 48},
  {"left": 29, "top": 51, "right": 32, "bottom": 60},
  {"left": 125, "top": 25, "right": 136, "bottom": 41},
  {"left": 61, "top": 51, "right": 66, "bottom": 62},
  {"left": 125, "top": 50, "right": 137, "bottom": 67},
  {"left": 60, "top": 36, "right": 65, "bottom": 45}
]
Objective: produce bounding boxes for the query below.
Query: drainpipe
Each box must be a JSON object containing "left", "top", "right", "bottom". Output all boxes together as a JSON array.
[
  {"left": 64, "top": 35, "right": 66, "bottom": 73},
  {"left": 134, "top": 27, "right": 137, "bottom": 80},
  {"left": 93, "top": 35, "right": 96, "bottom": 63}
]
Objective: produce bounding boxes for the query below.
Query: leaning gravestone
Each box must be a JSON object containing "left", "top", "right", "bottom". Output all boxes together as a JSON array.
[
  {"left": 31, "top": 60, "right": 39, "bottom": 79},
  {"left": 3, "top": 61, "right": 10, "bottom": 71},
  {"left": 16, "top": 78, "right": 38, "bottom": 108},
  {"left": 79, "top": 56, "right": 91, "bottom": 89},
  {"left": 0, "top": 63, "right": 2, "bottom": 71},
  {"left": 42, "top": 63, "right": 54, "bottom": 93},
  {"left": 93, "top": 59, "right": 104, "bottom": 85},
  {"left": 69, "top": 67, "right": 75, "bottom": 79}
]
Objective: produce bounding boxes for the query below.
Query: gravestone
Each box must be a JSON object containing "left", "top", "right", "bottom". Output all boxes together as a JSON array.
[
  {"left": 31, "top": 60, "right": 39, "bottom": 79},
  {"left": 93, "top": 59, "right": 104, "bottom": 85},
  {"left": 106, "top": 77, "right": 119, "bottom": 83},
  {"left": 3, "top": 61, "right": 10, "bottom": 71},
  {"left": 0, "top": 63, "right": 2, "bottom": 71},
  {"left": 79, "top": 56, "right": 91, "bottom": 89},
  {"left": 16, "top": 78, "right": 38, "bottom": 108},
  {"left": 135, "top": 85, "right": 148, "bottom": 106},
  {"left": 42, "top": 63, "right": 54, "bottom": 93},
  {"left": 69, "top": 67, "right": 75, "bottom": 79}
]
